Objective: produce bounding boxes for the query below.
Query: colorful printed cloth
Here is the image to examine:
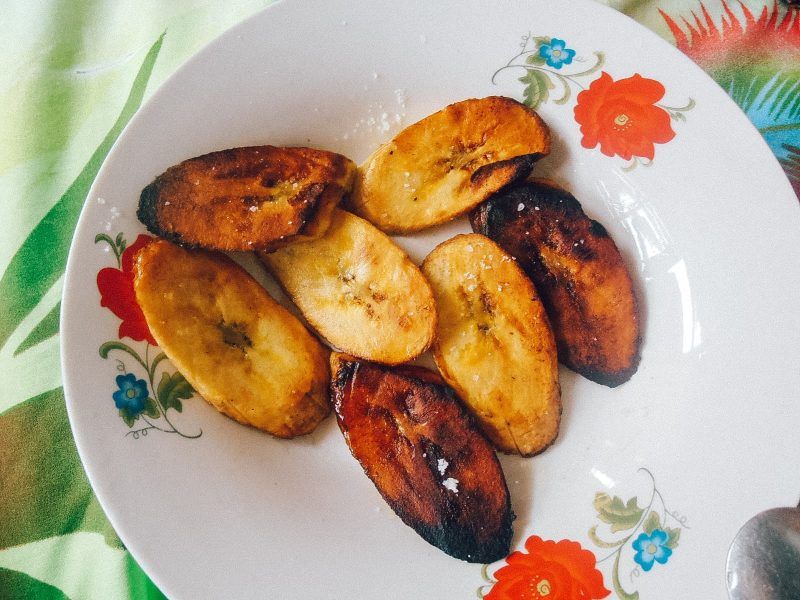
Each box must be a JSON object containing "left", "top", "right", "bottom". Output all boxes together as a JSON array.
[{"left": 0, "top": 1, "right": 797, "bottom": 598}]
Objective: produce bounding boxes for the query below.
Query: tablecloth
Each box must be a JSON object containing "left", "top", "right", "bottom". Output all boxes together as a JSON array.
[{"left": 0, "top": 1, "right": 797, "bottom": 598}]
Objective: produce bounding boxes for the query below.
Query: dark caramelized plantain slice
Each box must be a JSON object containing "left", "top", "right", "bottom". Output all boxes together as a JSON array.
[
  {"left": 330, "top": 353, "right": 514, "bottom": 563},
  {"left": 470, "top": 180, "right": 641, "bottom": 387},
  {"left": 138, "top": 146, "right": 356, "bottom": 251}
]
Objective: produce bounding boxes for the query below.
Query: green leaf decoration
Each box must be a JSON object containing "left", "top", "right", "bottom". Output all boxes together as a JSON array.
[
  {"left": 593, "top": 492, "right": 644, "bottom": 533},
  {"left": 0, "top": 567, "right": 70, "bottom": 600},
  {"left": 119, "top": 407, "right": 139, "bottom": 428},
  {"left": 13, "top": 300, "right": 61, "bottom": 357},
  {"left": 665, "top": 526, "right": 681, "bottom": 549},
  {"left": 525, "top": 53, "right": 546, "bottom": 66},
  {"left": 642, "top": 510, "right": 661, "bottom": 535},
  {"left": 587, "top": 524, "right": 626, "bottom": 548},
  {"left": 554, "top": 89, "right": 571, "bottom": 105},
  {"left": 143, "top": 397, "right": 160, "bottom": 419},
  {"left": 518, "top": 69, "right": 553, "bottom": 110},
  {"left": 532, "top": 35, "right": 551, "bottom": 47},
  {"left": 612, "top": 551, "right": 640, "bottom": 600},
  {"left": 95, "top": 233, "right": 122, "bottom": 266},
  {"left": 149, "top": 352, "right": 168, "bottom": 378},
  {"left": 0, "top": 31, "right": 165, "bottom": 352},
  {"left": 0, "top": 387, "right": 122, "bottom": 550},
  {"left": 157, "top": 371, "right": 194, "bottom": 414},
  {"left": 99, "top": 341, "right": 147, "bottom": 371}
]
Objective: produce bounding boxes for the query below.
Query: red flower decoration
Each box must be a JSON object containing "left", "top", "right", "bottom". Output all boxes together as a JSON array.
[
  {"left": 574, "top": 72, "right": 676, "bottom": 161},
  {"left": 485, "top": 536, "right": 610, "bottom": 600},
  {"left": 97, "top": 234, "right": 156, "bottom": 345}
]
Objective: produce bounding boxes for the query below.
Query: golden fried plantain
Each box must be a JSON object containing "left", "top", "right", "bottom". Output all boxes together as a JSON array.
[
  {"left": 329, "top": 353, "right": 514, "bottom": 563},
  {"left": 259, "top": 209, "right": 436, "bottom": 365},
  {"left": 133, "top": 239, "right": 330, "bottom": 437},
  {"left": 422, "top": 234, "right": 561, "bottom": 456},
  {"left": 137, "top": 146, "right": 356, "bottom": 251},
  {"left": 470, "top": 180, "right": 641, "bottom": 387},
  {"left": 349, "top": 97, "right": 550, "bottom": 233}
]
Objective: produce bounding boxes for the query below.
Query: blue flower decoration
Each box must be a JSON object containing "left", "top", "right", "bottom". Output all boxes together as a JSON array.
[
  {"left": 538, "top": 38, "right": 576, "bottom": 69},
  {"left": 632, "top": 529, "right": 673, "bottom": 572},
  {"left": 113, "top": 373, "right": 149, "bottom": 415}
]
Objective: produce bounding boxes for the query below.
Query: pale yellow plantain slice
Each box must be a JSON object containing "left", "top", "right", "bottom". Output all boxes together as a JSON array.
[
  {"left": 259, "top": 209, "right": 436, "bottom": 365},
  {"left": 133, "top": 239, "right": 330, "bottom": 438},
  {"left": 137, "top": 146, "right": 356, "bottom": 251},
  {"left": 349, "top": 96, "right": 550, "bottom": 233},
  {"left": 421, "top": 233, "right": 561, "bottom": 456}
]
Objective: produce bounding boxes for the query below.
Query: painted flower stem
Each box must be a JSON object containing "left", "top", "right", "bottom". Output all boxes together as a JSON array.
[
  {"left": 99, "top": 341, "right": 148, "bottom": 373},
  {"left": 94, "top": 234, "right": 123, "bottom": 268},
  {"left": 125, "top": 416, "right": 172, "bottom": 438},
  {"left": 141, "top": 342, "right": 202, "bottom": 440},
  {"left": 492, "top": 50, "right": 603, "bottom": 89},
  {"left": 595, "top": 487, "right": 657, "bottom": 565},
  {"left": 492, "top": 64, "right": 588, "bottom": 90},
  {"left": 612, "top": 550, "right": 639, "bottom": 600},
  {"left": 101, "top": 340, "right": 201, "bottom": 439},
  {"left": 659, "top": 98, "right": 695, "bottom": 113}
]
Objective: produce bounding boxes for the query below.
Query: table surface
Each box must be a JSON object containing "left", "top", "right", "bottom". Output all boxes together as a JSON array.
[{"left": 1, "top": 1, "right": 797, "bottom": 598}]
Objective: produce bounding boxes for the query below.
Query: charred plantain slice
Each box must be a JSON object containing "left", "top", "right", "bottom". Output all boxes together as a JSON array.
[
  {"left": 259, "top": 209, "right": 436, "bottom": 365},
  {"left": 470, "top": 180, "right": 642, "bottom": 387},
  {"left": 330, "top": 353, "right": 514, "bottom": 563},
  {"left": 422, "top": 234, "right": 561, "bottom": 456},
  {"left": 133, "top": 239, "right": 330, "bottom": 437},
  {"left": 350, "top": 97, "right": 550, "bottom": 233},
  {"left": 137, "top": 146, "right": 356, "bottom": 251}
]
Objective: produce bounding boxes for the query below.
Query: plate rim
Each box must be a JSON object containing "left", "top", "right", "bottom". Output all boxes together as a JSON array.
[{"left": 60, "top": 0, "right": 799, "bottom": 597}]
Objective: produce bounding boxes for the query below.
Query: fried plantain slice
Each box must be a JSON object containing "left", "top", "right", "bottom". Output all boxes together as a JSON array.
[
  {"left": 259, "top": 209, "right": 436, "bottom": 365},
  {"left": 137, "top": 146, "right": 356, "bottom": 251},
  {"left": 422, "top": 234, "right": 561, "bottom": 456},
  {"left": 133, "top": 239, "right": 330, "bottom": 437},
  {"left": 349, "top": 97, "right": 550, "bottom": 233},
  {"left": 470, "top": 180, "right": 642, "bottom": 387},
  {"left": 330, "top": 353, "right": 514, "bottom": 563}
]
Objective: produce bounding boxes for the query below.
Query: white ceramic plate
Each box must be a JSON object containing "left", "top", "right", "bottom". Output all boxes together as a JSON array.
[{"left": 62, "top": 1, "right": 800, "bottom": 598}]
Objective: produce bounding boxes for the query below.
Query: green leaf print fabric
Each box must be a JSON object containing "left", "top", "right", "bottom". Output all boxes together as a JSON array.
[{"left": 0, "top": 1, "right": 796, "bottom": 598}]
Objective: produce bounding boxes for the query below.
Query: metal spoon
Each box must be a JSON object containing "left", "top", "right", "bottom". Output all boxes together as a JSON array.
[{"left": 726, "top": 505, "right": 800, "bottom": 599}]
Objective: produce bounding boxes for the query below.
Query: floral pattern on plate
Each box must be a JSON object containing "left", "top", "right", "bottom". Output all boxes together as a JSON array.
[
  {"left": 493, "top": 34, "right": 695, "bottom": 170},
  {"left": 478, "top": 469, "right": 686, "bottom": 599},
  {"left": 95, "top": 232, "right": 201, "bottom": 440}
]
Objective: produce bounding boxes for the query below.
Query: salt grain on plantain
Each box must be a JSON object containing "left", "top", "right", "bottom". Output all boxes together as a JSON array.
[
  {"left": 442, "top": 478, "right": 459, "bottom": 493},
  {"left": 437, "top": 458, "right": 449, "bottom": 475},
  {"left": 517, "top": 203, "right": 525, "bottom": 211}
]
